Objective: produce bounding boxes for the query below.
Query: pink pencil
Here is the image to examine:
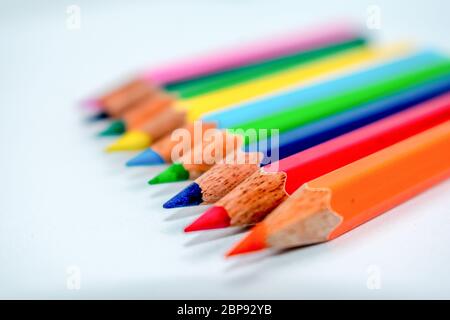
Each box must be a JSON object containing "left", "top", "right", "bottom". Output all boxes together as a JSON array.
[
  {"left": 141, "top": 21, "right": 360, "bottom": 84},
  {"left": 84, "top": 21, "right": 361, "bottom": 110}
]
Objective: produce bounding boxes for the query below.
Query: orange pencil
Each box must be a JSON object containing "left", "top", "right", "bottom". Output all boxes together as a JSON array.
[{"left": 227, "top": 121, "right": 450, "bottom": 256}]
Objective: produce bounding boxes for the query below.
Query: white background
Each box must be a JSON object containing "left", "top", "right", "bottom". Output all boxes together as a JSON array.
[{"left": 1, "top": 0, "right": 449, "bottom": 299}]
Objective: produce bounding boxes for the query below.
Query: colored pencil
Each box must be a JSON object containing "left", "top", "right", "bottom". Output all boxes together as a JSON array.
[
  {"left": 163, "top": 74, "right": 450, "bottom": 208},
  {"left": 184, "top": 93, "right": 450, "bottom": 232},
  {"left": 86, "top": 22, "right": 360, "bottom": 114},
  {"left": 129, "top": 47, "right": 438, "bottom": 166},
  {"left": 106, "top": 44, "right": 409, "bottom": 152},
  {"left": 227, "top": 121, "right": 450, "bottom": 256},
  {"left": 149, "top": 60, "right": 450, "bottom": 185},
  {"left": 100, "top": 37, "right": 366, "bottom": 134}
]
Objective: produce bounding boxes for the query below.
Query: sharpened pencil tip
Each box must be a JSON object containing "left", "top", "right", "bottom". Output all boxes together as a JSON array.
[
  {"left": 184, "top": 206, "right": 230, "bottom": 232},
  {"left": 99, "top": 120, "right": 126, "bottom": 136},
  {"left": 226, "top": 223, "right": 268, "bottom": 257},
  {"left": 88, "top": 111, "right": 109, "bottom": 122},
  {"left": 163, "top": 183, "right": 203, "bottom": 208},
  {"left": 126, "top": 148, "right": 165, "bottom": 166},
  {"left": 105, "top": 131, "right": 152, "bottom": 152},
  {"left": 148, "top": 163, "right": 190, "bottom": 185}
]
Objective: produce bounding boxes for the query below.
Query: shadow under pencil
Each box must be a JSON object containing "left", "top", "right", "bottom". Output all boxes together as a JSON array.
[{"left": 184, "top": 226, "right": 248, "bottom": 247}]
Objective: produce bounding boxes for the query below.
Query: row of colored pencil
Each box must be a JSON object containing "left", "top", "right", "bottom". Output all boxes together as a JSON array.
[{"left": 85, "top": 21, "right": 450, "bottom": 257}]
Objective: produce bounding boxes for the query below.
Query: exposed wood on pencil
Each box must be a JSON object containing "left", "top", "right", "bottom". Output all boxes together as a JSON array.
[
  {"left": 182, "top": 132, "right": 243, "bottom": 177},
  {"left": 196, "top": 152, "right": 263, "bottom": 203},
  {"left": 152, "top": 122, "right": 218, "bottom": 163},
  {"left": 148, "top": 132, "right": 245, "bottom": 184},
  {"left": 139, "top": 104, "right": 187, "bottom": 142},
  {"left": 123, "top": 92, "right": 175, "bottom": 129},
  {"left": 265, "top": 187, "right": 340, "bottom": 248},
  {"left": 220, "top": 170, "right": 288, "bottom": 226},
  {"left": 100, "top": 79, "right": 156, "bottom": 117}
]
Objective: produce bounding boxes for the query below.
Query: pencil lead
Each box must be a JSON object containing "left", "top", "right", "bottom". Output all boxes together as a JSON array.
[
  {"left": 99, "top": 120, "right": 126, "bottom": 136},
  {"left": 163, "top": 183, "right": 203, "bottom": 208},
  {"left": 226, "top": 224, "right": 268, "bottom": 257},
  {"left": 148, "top": 163, "right": 190, "bottom": 185},
  {"left": 88, "top": 111, "right": 109, "bottom": 122},
  {"left": 126, "top": 148, "right": 165, "bottom": 166},
  {"left": 184, "top": 206, "right": 230, "bottom": 232},
  {"left": 105, "top": 131, "right": 151, "bottom": 152}
]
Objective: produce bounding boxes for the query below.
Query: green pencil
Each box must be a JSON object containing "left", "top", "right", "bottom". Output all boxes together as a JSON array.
[{"left": 165, "top": 38, "right": 366, "bottom": 99}]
